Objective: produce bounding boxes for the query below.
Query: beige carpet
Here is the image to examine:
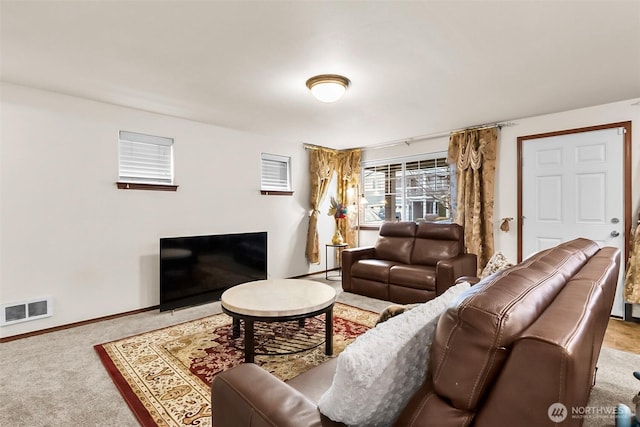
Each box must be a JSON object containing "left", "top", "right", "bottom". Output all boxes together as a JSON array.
[
  {"left": 0, "top": 277, "right": 637, "bottom": 427},
  {"left": 585, "top": 347, "right": 640, "bottom": 427}
]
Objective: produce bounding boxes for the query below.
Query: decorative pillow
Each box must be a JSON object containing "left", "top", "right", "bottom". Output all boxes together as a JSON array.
[
  {"left": 480, "top": 251, "right": 513, "bottom": 279},
  {"left": 375, "top": 303, "right": 419, "bottom": 325},
  {"left": 317, "top": 282, "right": 471, "bottom": 427}
]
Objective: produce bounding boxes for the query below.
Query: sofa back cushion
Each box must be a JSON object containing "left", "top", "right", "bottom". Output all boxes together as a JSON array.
[
  {"left": 317, "top": 282, "right": 471, "bottom": 426},
  {"left": 411, "top": 223, "right": 464, "bottom": 266},
  {"left": 374, "top": 221, "right": 417, "bottom": 265},
  {"left": 428, "top": 238, "right": 599, "bottom": 412}
]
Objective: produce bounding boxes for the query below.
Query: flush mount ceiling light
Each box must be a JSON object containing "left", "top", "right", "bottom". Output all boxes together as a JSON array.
[{"left": 305, "top": 74, "right": 350, "bottom": 103}]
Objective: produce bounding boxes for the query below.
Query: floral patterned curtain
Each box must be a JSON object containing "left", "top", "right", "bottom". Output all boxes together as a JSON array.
[
  {"left": 336, "top": 149, "right": 361, "bottom": 248},
  {"left": 624, "top": 216, "right": 640, "bottom": 304},
  {"left": 448, "top": 128, "right": 498, "bottom": 273},
  {"left": 305, "top": 147, "right": 337, "bottom": 264}
]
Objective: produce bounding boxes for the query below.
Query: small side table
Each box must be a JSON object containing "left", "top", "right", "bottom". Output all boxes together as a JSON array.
[{"left": 325, "top": 243, "right": 349, "bottom": 280}]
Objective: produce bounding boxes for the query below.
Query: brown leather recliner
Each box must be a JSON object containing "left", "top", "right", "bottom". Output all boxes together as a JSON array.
[{"left": 342, "top": 221, "right": 477, "bottom": 303}]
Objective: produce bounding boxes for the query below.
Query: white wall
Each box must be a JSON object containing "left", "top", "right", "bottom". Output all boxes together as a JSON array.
[
  {"left": 2, "top": 84, "right": 638, "bottom": 338},
  {"left": 361, "top": 99, "right": 640, "bottom": 265},
  {"left": 0, "top": 83, "right": 334, "bottom": 338}
]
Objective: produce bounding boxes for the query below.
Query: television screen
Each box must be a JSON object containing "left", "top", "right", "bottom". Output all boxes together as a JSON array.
[{"left": 159, "top": 231, "right": 267, "bottom": 311}]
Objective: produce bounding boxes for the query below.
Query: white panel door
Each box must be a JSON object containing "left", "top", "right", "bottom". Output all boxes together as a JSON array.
[{"left": 522, "top": 127, "right": 625, "bottom": 316}]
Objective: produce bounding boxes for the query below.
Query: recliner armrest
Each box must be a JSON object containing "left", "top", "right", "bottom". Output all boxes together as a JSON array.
[
  {"left": 212, "top": 364, "right": 341, "bottom": 427},
  {"left": 435, "top": 253, "right": 478, "bottom": 295},
  {"left": 341, "top": 246, "right": 376, "bottom": 292}
]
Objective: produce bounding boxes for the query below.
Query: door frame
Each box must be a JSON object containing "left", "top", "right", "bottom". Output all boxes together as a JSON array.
[{"left": 517, "top": 121, "right": 632, "bottom": 264}]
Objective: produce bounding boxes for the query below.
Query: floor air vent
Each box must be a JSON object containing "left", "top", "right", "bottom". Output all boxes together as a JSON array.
[{"left": 1, "top": 297, "right": 52, "bottom": 326}]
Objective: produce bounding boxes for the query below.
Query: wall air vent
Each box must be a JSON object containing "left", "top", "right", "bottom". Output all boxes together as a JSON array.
[{"left": 1, "top": 297, "right": 53, "bottom": 326}]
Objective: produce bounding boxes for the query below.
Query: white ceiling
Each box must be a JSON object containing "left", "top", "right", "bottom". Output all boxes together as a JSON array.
[{"left": 2, "top": 1, "right": 639, "bottom": 149}]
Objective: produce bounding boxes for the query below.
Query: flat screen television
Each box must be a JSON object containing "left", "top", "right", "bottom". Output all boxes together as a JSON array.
[{"left": 159, "top": 231, "right": 267, "bottom": 312}]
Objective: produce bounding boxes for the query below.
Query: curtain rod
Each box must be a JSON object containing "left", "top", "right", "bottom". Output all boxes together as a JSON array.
[
  {"left": 303, "top": 121, "right": 515, "bottom": 152},
  {"left": 303, "top": 143, "right": 340, "bottom": 153},
  {"left": 449, "top": 123, "right": 511, "bottom": 136},
  {"left": 362, "top": 121, "right": 515, "bottom": 151}
]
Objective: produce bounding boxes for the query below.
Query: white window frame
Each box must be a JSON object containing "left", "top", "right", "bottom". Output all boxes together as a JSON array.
[
  {"left": 118, "top": 131, "right": 174, "bottom": 186},
  {"left": 261, "top": 153, "right": 292, "bottom": 193},
  {"left": 360, "top": 151, "right": 453, "bottom": 225}
]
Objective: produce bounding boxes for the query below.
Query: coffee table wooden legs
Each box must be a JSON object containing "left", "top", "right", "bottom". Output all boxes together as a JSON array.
[
  {"left": 232, "top": 318, "right": 256, "bottom": 363},
  {"left": 228, "top": 305, "right": 334, "bottom": 364},
  {"left": 244, "top": 320, "right": 255, "bottom": 364},
  {"left": 232, "top": 318, "right": 240, "bottom": 338},
  {"left": 325, "top": 308, "right": 333, "bottom": 356}
]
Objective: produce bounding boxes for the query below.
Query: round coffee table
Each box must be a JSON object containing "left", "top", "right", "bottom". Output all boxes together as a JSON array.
[{"left": 220, "top": 279, "right": 336, "bottom": 363}]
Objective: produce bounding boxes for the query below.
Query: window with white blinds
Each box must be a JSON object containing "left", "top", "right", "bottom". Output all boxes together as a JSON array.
[
  {"left": 361, "top": 152, "right": 453, "bottom": 225},
  {"left": 118, "top": 131, "right": 174, "bottom": 185},
  {"left": 261, "top": 153, "right": 291, "bottom": 192}
]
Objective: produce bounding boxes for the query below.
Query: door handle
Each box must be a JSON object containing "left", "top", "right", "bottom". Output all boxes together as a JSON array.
[{"left": 610, "top": 231, "right": 620, "bottom": 237}]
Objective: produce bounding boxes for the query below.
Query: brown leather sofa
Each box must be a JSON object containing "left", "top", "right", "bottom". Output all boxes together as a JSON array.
[
  {"left": 342, "top": 221, "right": 477, "bottom": 304},
  {"left": 212, "top": 238, "right": 620, "bottom": 426}
]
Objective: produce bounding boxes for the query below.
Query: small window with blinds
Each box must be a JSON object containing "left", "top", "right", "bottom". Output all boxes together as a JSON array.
[
  {"left": 261, "top": 153, "right": 293, "bottom": 195},
  {"left": 117, "top": 131, "right": 177, "bottom": 191}
]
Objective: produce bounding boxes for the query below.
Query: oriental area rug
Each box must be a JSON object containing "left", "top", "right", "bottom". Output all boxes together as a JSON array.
[{"left": 94, "top": 303, "right": 378, "bottom": 427}]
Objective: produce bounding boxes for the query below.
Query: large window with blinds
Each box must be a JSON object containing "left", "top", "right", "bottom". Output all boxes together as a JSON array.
[
  {"left": 361, "top": 152, "right": 453, "bottom": 225},
  {"left": 118, "top": 131, "right": 174, "bottom": 185}
]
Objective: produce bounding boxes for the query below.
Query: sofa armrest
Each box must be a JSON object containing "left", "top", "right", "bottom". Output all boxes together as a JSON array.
[
  {"left": 435, "top": 253, "right": 478, "bottom": 295},
  {"left": 341, "top": 246, "right": 376, "bottom": 292},
  {"left": 212, "top": 364, "right": 342, "bottom": 427},
  {"left": 473, "top": 284, "right": 604, "bottom": 427}
]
